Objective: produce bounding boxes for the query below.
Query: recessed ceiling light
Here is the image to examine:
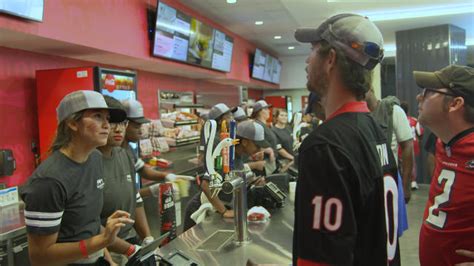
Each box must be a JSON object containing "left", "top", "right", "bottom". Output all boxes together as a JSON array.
[
  {"left": 274, "top": 36, "right": 282, "bottom": 40},
  {"left": 255, "top": 21, "right": 263, "bottom": 25},
  {"left": 288, "top": 46, "right": 295, "bottom": 50},
  {"left": 226, "top": 0, "right": 237, "bottom": 4}
]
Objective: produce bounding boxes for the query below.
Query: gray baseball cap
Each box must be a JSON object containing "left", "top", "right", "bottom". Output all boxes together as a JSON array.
[
  {"left": 56, "top": 90, "right": 126, "bottom": 124},
  {"left": 121, "top": 99, "right": 150, "bottom": 124},
  {"left": 237, "top": 120, "right": 270, "bottom": 148},
  {"left": 232, "top": 107, "right": 247, "bottom": 121},
  {"left": 251, "top": 100, "right": 272, "bottom": 117},
  {"left": 294, "top": 13, "right": 384, "bottom": 70},
  {"left": 208, "top": 103, "right": 235, "bottom": 120}
]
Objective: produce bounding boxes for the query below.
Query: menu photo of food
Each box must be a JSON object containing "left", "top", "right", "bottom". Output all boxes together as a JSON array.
[{"left": 187, "top": 18, "right": 214, "bottom": 68}]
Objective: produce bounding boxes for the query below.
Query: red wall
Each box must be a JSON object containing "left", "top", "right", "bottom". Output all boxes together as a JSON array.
[
  {"left": 0, "top": 47, "right": 239, "bottom": 187},
  {"left": 0, "top": 0, "right": 278, "bottom": 187}
]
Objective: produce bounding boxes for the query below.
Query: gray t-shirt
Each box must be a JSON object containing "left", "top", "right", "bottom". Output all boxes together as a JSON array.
[
  {"left": 21, "top": 150, "right": 104, "bottom": 242},
  {"left": 101, "top": 147, "right": 143, "bottom": 239},
  {"left": 272, "top": 126, "right": 294, "bottom": 156}
]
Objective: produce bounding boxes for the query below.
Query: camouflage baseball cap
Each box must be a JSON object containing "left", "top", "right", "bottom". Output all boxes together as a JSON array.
[{"left": 413, "top": 65, "right": 474, "bottom": 106}]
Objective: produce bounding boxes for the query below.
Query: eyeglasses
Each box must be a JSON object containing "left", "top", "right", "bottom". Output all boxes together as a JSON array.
[
  {"left": 421, "top": 88, "right": 457, "bottom": 98},
  {"left": 110, "top": 120, "right": 129, "bottom": 129}
]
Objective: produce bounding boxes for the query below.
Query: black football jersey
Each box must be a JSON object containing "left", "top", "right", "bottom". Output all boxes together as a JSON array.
[{"left": 293, "top": 102, "right": 400, "bottom": 266}]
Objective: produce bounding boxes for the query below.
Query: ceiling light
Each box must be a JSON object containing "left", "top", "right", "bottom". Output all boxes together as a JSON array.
[
  {"left": 359, "top": 3, "right": 473, "bottom": 22},
  {"left": 274, "top": 36, "right": 282, "bottom": 40},
  {"left": 255, "top": 21, "right": 263, "bottom": 25},
  {"left": 288, "top": 46, "right": 295, "bottom": 50},
  {"left": 226, "top": 0, "right": 237, "bottom": 3}
]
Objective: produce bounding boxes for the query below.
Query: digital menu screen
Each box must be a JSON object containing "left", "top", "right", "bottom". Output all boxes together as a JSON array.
[
  {"left": 153, "top": 1, "right": 191, "bottom": 62},
  {"left": 211, "top": 30, "right": 234, "bottom": 72},
  {"left": 251, "top": 48, "right": 281, "bottom": 84},
  {"left": 0, "top": 0, "right": 44, "bottom": 22},
  {"left": 152, "top": 1, "right": 234, "bottom": 72}
]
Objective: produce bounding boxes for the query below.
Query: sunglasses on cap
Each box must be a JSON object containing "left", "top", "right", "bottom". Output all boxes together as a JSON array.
[{"left": 350, "top": 41, "right": 384, "bottom": 61}]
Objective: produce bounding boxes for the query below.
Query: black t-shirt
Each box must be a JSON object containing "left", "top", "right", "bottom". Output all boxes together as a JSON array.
[
  {"left": 21, "top": 150, "right": 104, "bottom": 242},
  {"left": 293, "top": 102, "right": 400, "bottom": 266},
  {"left": 272, "top": 126, "right": 294, "bottom": 156}
]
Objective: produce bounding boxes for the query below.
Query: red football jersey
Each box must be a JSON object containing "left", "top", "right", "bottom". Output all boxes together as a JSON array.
[{"left": 419, "top": 129, "right": 474, "bottom": 266}]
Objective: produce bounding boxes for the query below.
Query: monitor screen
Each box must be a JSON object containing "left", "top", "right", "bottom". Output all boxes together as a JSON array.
[
  {"left": 152, "top": 1, "right": 233, "bottom": 72},
  {"left": 0, "top": 0, "right": 44, "bottom": 22},
  {"left": 251, "top": 48, "right": 281, "bottom": 84},
  {"left": 153, "top": 1, "right": 191, "bottom": 62},
  {"left": 187, "top": 18, "right": 214, "bottom": 68},
  {"left": 211, "top": 29, "right": 233, "bottom": 72}
]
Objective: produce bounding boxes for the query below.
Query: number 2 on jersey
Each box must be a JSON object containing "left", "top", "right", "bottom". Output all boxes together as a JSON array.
[{"left": 426, "top": 169, "right": 456, "bottom": 229}]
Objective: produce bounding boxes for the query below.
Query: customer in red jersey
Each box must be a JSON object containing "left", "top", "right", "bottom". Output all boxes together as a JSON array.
[{"left": 414, "top": 65, "right": 474, "bottom": 266}]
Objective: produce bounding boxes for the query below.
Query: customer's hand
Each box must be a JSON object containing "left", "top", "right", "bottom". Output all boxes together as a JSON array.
[
  {"left": 455, "top": 249, "right": 474, "bottom": 266},
  {"left": 103, "top": 210, "right": 134, "bottom": 245}
]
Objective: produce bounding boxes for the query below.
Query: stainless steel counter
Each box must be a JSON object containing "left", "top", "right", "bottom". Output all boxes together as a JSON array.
[
  {"left": 157, "top": 200, "right": 294, "bottom": 265},
  {"left": 0, "top": 203, "right": 28, "bottom": 266}
]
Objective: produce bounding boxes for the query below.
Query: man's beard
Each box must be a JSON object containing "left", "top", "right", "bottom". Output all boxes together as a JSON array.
[{"left": 307, "top": 69, "right": 329, "bottom": 98}]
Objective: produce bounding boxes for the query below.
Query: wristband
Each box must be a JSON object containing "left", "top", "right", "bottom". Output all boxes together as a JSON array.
[
  {"left": 79, "top": 240, "right": 88, "bottom": 258},
  {"left": 125, "top": 244, "right": 136, "bottom": 258}
]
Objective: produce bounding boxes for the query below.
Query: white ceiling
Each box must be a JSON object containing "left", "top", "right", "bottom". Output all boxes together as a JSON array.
[{"left": 180, "top": 0, "right": 474, "bottom": 57}]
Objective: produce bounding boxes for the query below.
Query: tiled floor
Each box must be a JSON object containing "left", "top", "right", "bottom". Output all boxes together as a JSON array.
[{"left": 400, "top": 184, "right": 430, "bottom": 266}]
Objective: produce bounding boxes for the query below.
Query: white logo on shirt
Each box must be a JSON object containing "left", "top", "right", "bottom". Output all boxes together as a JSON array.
[
  {"left": 97, "top": 178, "right": 105, "bottom": 189},
  {"left": 126, "top": 174, "right": 132, "bottom": 182},
  {"left": 376, "top": 143, "right": 389, "bottom": 167}
]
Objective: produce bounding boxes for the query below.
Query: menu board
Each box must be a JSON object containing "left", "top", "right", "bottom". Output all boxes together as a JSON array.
[
  {"left": 152, "top": 1, "right": 234, "bottom": 72},
  {"left": 251, "top": 48, "right": 281, "bottom": 84},
  {"left": 153, "top": 2, "right": 190, "bottom": 62},
  {"left": 211, "top": 30, "right": 234, "bottom": 72},
  {"left": 0, "top": 0, "right": 43, "bottom": 22}
]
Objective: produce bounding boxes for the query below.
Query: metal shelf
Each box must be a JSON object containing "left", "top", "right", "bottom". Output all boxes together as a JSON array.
[{"left": 160, "top": 102, "right": 204, "bottom": 109}]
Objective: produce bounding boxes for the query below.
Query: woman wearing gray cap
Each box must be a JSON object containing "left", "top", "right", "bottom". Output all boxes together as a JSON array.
[
  {"left": 98, "top": 96, "right": 155, "bottom": 265},
  {"left": 21, "top": 91, "right": 134, "bottom": 265}
]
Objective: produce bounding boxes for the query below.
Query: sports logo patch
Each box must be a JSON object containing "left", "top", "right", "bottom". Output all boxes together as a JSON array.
[
  {"left": 97, "top": 178, "right": 105, "bottom": 189},
  {"left": 466, "top": 160, "right": 474, "bottom": 170}
]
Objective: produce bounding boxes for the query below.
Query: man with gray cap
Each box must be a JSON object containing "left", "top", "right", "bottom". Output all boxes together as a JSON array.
[
  {"left": 121, "top": 99, "right": 177, "bottom": 188},
  {"left": 414, "top": 65, "right": 474, "bottom": 266},
  {"left": 293, "top": 14, "right": 400, "bottom": 265}
]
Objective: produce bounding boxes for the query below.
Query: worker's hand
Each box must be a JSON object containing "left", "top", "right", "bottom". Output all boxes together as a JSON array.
[
  {"left": 455, "top": 250, "right": 474, "bottom": 266},
  {"left": 103, "top": 211, "right": 134, "bottom": 245},
  {"left": 222, "top": 210, "right": 234, "bottom": 219},
  {"left": 165, "top": 173, "right": 177, "bottom": 182},
  {"left": 252, "top": 151, "right": 265, "bottom": 161}
]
